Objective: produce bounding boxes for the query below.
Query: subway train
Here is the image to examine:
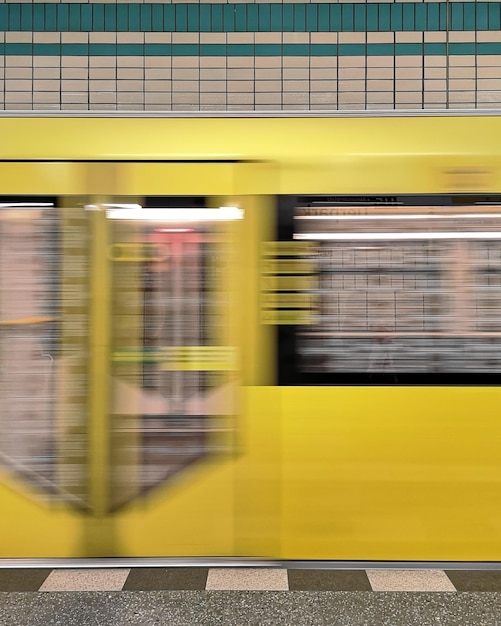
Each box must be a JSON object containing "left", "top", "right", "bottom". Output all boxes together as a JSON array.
[{"left": 0, "top": 112, "right": 501, "bottom": 563}]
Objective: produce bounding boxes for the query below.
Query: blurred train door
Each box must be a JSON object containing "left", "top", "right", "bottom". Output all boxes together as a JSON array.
[
  {"left": 0, "top": 198, "right": 90, "bottom": 557},
  {"left": 106, "top": 198, "right": 241, "bottom": 557}
]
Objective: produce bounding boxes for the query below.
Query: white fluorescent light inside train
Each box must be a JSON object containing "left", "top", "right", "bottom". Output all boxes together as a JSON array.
[
  {"left": 0, "top": 202, "right": 54, "bottom": 208},
  {"left": 295, "top": 232, "right": 501, "bottom": 241},
  {"left": 105, "top": 206, "right": 243, "bottom": 221},
  {"left": 294, "top": 213, "right": 501, "bottom": 220}
]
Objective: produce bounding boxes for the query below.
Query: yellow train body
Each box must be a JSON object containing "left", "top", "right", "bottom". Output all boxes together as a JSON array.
[{"left": 0, "top": 113, "right": 500, "bottom": 562}]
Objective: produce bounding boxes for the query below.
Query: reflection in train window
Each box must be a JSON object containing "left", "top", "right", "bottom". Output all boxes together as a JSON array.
[
  {"left": 0, "top": 200, "right": 90, "bottom": 506},
  {"left": 293, "top": 203, "right": 501, "bottom": 383},
  {"left": 0, "top": 204, "right": 58, "bottom": 492}
]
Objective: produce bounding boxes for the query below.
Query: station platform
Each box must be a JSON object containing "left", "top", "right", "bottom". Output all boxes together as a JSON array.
[{"left": 1, "top": 567, "right": 501, "bottom": 625}]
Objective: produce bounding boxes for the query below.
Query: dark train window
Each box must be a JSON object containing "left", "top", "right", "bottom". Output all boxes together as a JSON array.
[{"left": 277, "top": 196, "right": 501, "bottom": 385}]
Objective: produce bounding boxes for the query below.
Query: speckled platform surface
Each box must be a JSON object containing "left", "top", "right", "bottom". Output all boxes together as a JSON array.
[{"left": 1, "top": 591, "right": 501, "bottom": 626}]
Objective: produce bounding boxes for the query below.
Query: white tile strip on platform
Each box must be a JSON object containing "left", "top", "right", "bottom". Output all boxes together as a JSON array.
[
  {"left": 39, "top": 568, "right": 131, "bottom": 592},
  {"left": 206, "top": 568, "right": 289, "bottom": 591},
  {"left": 366, "top": 570, "right": 457, "bottom": 592}
]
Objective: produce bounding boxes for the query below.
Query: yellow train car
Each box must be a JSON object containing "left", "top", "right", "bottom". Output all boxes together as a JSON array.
[{"left": 0, "top": 112, "right": 501, "bottom": 563}]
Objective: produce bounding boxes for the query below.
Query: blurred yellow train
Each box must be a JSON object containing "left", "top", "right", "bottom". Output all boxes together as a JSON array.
[{"left": 0, "top": 112, "right": 501, "bottom": 563}]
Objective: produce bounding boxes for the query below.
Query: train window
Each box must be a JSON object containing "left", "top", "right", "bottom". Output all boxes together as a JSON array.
[
  {"left": 108, "top": 201, "right": 238, "bottom": 509},
  {"left": 278, "top": 197, "right": 501, "bottom": 385},
  {"left": 0, "top": 200, "right": 59, "bottom": 492},
  {"left": 0, "top": 198, "right": 90, "bottom": 506}
]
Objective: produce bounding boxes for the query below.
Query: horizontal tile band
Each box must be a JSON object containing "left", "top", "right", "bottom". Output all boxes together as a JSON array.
[
  {"left": 0, "top": 3, "right": 500, "bottom": 34},
  {"left": 2, "top": 566, "right": 501, "bottom": 593},
  {"left": 0, "top": 41, "right": 500, "bottom": 56}
]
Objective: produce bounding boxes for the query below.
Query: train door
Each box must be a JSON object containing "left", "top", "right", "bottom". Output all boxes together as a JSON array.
[
  {"left": 105, "top": 198, "right": 241, "bottom": 556},
  {"left": 0, "top": 197, "right": 89, "bottom": 557}
]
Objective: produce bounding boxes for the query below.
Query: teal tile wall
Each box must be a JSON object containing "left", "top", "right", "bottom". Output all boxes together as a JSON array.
[
  {"left": 0, "top": 3, "right": 499, "bottom": 34},
  {"left": 2, "top": 1, "right": 500, "bottom": 112},
  {"left": 2, "top": 42, "right": 501, "bottom": 57}
]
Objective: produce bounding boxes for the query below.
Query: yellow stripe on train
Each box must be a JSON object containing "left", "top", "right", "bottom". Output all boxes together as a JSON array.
[
  {"left": 160, "top": 347, "right": 238, "bottom": 371},
  {"left": 113, "top": 346, "right": 238, "bottom": 371}
]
